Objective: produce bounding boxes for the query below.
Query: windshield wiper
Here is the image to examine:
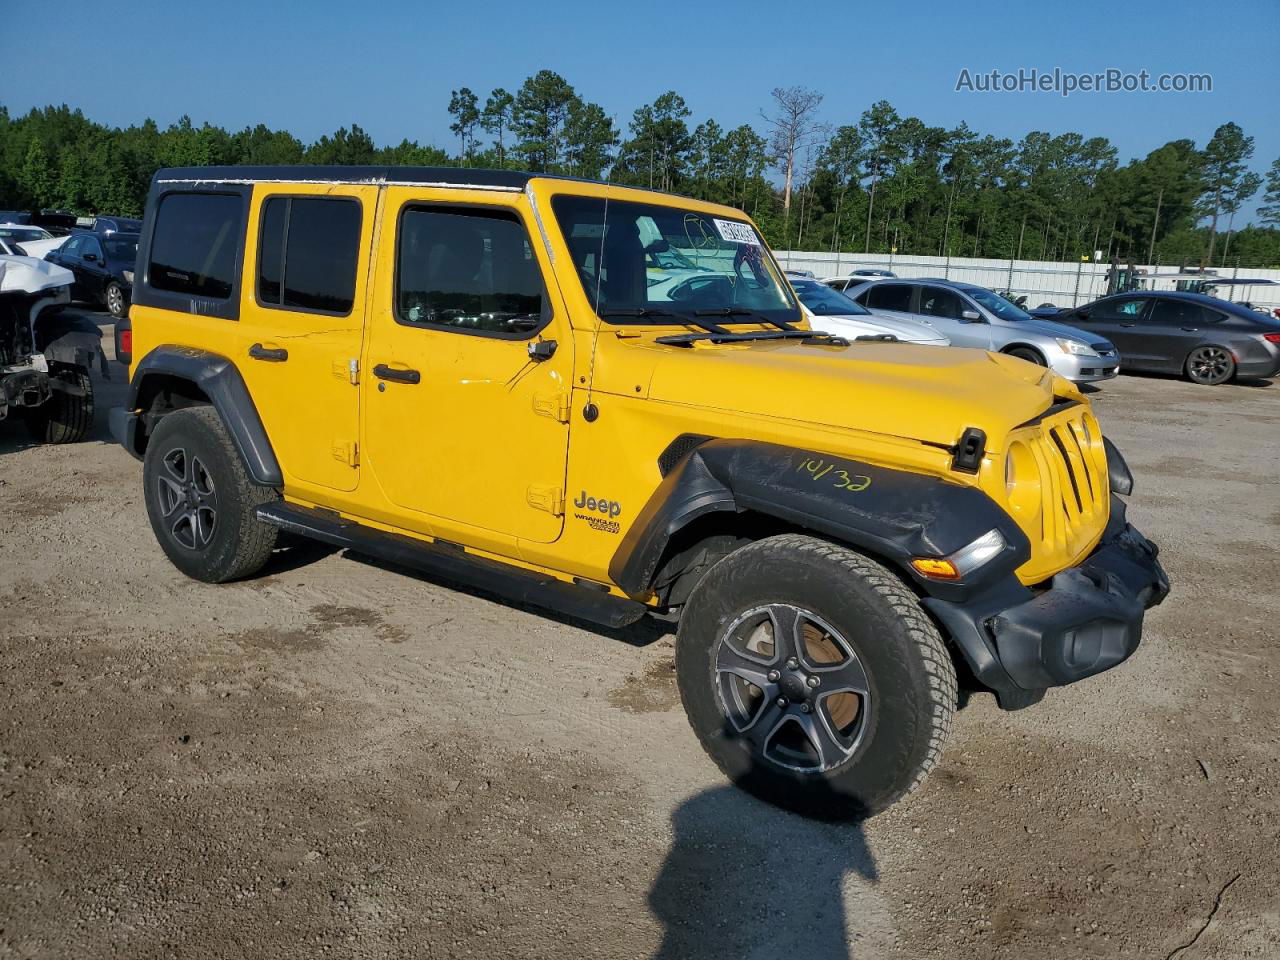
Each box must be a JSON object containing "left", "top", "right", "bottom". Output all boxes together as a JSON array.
[
  {"left": 693, "top": 306, "right": 799, "bottom": 332},
  {"left": 599, "top": 307, "right": 730, "bottom": 335},
  {"left": 655, "top": 330, "right": 849, "bottom": 348}
]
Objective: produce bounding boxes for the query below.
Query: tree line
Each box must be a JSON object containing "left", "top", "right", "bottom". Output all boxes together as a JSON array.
[{"left": 3, "top": 70, "right": 1278, "bottom": 266}]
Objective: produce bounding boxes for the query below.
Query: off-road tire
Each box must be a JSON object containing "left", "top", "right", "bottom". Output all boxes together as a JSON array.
[
  {"left": 24, "top": 366, "right": 94, "bottom": 444},
  {"left": 143, "top": 406, "right": 279, "bottom": 583},
  {"left": 676, "top": 533, "right": 957, "bottom": 819},
  {"left": 1006, "top": 346, "right": 1046, "bottom": 366},
  {"left": 105, "top": 281, "right": 127, "bottom": 319}
]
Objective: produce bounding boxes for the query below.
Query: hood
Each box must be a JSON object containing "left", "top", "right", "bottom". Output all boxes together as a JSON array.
[
  {"left": 808, "top": 311, "right": 949, "bottom": 346},
  {"left": 1011, "top": 316, "right": 1110, "bottom": 348},
  {"left": 0, "top": 256, "right": 74, "bottom": 294},
  {"left": 12, "top": 236, "right": 67, "bottom": 259},
  {"left": 646, "top": 338, "right": 1054, "bottom": 446}
]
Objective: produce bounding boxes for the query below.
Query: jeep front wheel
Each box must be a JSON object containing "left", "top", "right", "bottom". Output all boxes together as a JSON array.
[
  {"left": 676, "top": 534, "right": 956, "bottom": 819},
  {"left": 143, "top": 406, "right": 279, "bottom": 583}
]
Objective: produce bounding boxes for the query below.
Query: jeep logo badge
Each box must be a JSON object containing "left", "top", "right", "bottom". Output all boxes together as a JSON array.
[{"left": 573, "top": 491, "right": 622, "bottom": 519}]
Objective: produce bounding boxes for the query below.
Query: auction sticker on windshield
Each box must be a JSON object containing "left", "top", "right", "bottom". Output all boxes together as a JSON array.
[{"left": 713, "top": 219, "right": 759, "bottom": 245}]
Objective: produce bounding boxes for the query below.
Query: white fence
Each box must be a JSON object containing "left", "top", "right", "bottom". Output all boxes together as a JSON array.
[{"left": 774, "top": 251, "right": 1280, "bottom": 312}]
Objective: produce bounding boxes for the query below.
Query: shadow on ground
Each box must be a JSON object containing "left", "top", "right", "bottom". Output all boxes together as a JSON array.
[{"left": 649, "top": 777, "right": 878, "bottom": 960}]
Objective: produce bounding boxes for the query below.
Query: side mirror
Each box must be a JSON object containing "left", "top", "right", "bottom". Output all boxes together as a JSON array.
[
  {"left": 84, "top": 253, "right": 98, "bottom": 262},
  {"left": 960, "top": 309, "right": 982, "bottom": 322}
]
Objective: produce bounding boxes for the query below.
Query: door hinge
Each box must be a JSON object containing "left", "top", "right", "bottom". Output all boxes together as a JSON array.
[
  {"left": 333, "top": 440, "right": 359, "bottom": 467},
  {"left": 334, "top": 357, "right": 359, "bottom": 385},
  {"left": 527, "top": 484, "right": 564, "bottom": 516},
  {"left": 532, "top": 389, "right": 571, "bottom": 423}
]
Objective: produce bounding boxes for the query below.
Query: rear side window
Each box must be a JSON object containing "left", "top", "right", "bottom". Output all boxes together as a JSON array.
[
  {"left": 395, "top": 207, "right": 544, "bottom": 337},
  {"left": 257, "top": 196, "right": 362, "bottom": 314},
  {"left": 1148, "top": 299, "right": 1224, "bottom": 325},
  {"left": 863, "top": 283, "right": 913, "bottom": 312},
  {"left": 148, "top": 193, "right": 242, "bottom": 300}
]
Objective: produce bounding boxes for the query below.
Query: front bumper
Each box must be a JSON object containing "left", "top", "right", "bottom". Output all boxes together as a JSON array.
[
  {"left": 1052, "top": 350, "right": 1121, "bottom": 383},
  {"left": 924, "top": 501, "right": 1169, "bottom": 702}
]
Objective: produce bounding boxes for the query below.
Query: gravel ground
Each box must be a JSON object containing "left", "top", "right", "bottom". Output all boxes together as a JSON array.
[{"left": 2, "top": 316, "right": 1277, "bottom": 959}]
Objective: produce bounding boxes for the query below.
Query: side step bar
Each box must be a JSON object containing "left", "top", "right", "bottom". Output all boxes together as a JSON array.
[{"left": 256, "top": 502, "right": 648, "bottom": 629}]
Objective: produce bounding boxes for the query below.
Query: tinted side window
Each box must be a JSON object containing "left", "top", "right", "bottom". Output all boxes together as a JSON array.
[
  {"left": 864, "top": 283, "right": 913, "bottom": 312},
  {"left": 920, "top": 286, "right": 965, "bottom": 318},
  {"left": 1148, "top": 300, "right": 1221, "bottom": 326},
  {"left": 396, "top": 207, "right": 544, "bottom": 337},
  {"left": 84, "top": 237, "right": 104, "bottom": 259},
  {"left": 1093, "top": 297, "right": 1149, "bottom": 321},
  {"left": 62, "top": 235, "right": 85, "bottom": 257},
  {"left": 149, "top": 193, "right": 242, "bottom": 300},
  {"left": 256, "top": 197, "right": 361, "bottom": 314}
]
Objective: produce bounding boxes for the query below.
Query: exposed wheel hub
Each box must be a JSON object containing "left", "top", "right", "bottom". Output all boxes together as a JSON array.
[{"left": 779, "top": 670, "right": 810, "bottom": 703}]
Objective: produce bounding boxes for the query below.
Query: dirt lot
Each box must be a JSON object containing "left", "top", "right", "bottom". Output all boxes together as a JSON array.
[{"left": 2, "top": 316, "right": 1278, "bottom": 959}]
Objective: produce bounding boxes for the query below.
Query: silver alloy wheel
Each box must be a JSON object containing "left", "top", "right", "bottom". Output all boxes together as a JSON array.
[
  {"left": 155, "top": 447, "right": 217, "bottom": 550},
  {"left": 714, "top": 603, "right": 871, "bottom": 773},
  {"left": 106, "top": 283, "right": 124, "bottom": 317},
  {"left": 1187, "top": 346, "right": 1233, "bottom": 385}
]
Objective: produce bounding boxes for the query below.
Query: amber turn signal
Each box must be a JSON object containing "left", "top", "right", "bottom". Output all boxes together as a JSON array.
[{"left": 910, "top": 557, "right": 961, "bottom": 580}]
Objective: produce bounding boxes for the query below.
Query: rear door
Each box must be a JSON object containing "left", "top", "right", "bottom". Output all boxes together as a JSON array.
[
  {"left": 361, "top": 187, "right": 573, "bottom": 546},
  {"left": 237, "top": 185, "right": 377, "bottom": 493},
  {"left": 1143, "top": 298, "right": 1221, "bottom": 371}
]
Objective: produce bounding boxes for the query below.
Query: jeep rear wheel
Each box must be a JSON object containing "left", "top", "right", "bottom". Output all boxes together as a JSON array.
[
  {"left": 676, "top": 534, "right": 956, "bottom": 819},
  {"left": 24, "top": 366, "right": 94, "bottom": 444},
  {"left": 143, "top": 406, "right": 279, "bottom": 583}
]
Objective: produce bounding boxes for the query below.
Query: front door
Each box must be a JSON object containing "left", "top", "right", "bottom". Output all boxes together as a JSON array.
[
  {"left": 919, "top": 284, "right": 992, "bottom": 348},
  {"left": 362, "top": 188, "right": 573, "bottom": 545},
  {"left": 237, "top": 184, "right": 376, "bottom": 493},
  {"left": 1077, "top": 296, "right": 1152, "bottom": 361}
]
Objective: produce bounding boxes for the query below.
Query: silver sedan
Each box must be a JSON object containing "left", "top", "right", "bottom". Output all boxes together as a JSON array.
[{"left": 839, "top": 278, "right": 1120, "bottom": 383}]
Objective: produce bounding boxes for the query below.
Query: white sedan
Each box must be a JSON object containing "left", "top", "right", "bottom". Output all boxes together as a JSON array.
[{"left": 790, "top": 277, "right": 949, "bottom": 346}]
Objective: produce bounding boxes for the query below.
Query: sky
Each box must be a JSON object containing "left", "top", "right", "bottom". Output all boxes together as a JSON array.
[{"left": 2, "top": 0, "right": 1277, "bottom": 220}]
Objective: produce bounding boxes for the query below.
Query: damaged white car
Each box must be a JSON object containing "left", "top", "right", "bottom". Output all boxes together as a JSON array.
[
  {"left": 0, "top": 254, "right": 105, "bottom": 443},
  {"left": 0, "top": 223, "right": 68, "bottom": 260}
]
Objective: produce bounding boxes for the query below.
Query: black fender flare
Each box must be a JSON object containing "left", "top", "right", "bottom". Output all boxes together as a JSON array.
[
  {"left": 126, "top": 345, "right": 282, "bottom": 486},
  {"left": 610, "top": 438, "right": 1031, "bottom": 603},
  {"left": 610, "top": 438, "right": 1035, "bottom": 703}
]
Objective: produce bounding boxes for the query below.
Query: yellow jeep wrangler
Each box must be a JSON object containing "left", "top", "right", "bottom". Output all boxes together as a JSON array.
[{"left": 111, "top": 166, "right": 1169, "bottom": 817}]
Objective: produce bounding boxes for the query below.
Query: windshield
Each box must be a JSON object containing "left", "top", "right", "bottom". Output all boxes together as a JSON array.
[
  {"left": 965, "top": 287, "right": 1032, "bottom": 321},
  {"left": 551, "top": 195, "right": 799, "bottom": 325},
  {"left": 0, "top": 227, "right": 50, "bottom": 244},
  {"left": 104, "top": 235, "right": 139, "bottom": 261},
  {"left": 793, "top": 280, "right": 870, "bottom": 316}
]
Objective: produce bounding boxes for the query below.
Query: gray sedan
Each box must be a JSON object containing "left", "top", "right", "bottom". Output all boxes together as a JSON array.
[{"left": 840, "top": 278, "right": 1120, "bottom": 383}]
